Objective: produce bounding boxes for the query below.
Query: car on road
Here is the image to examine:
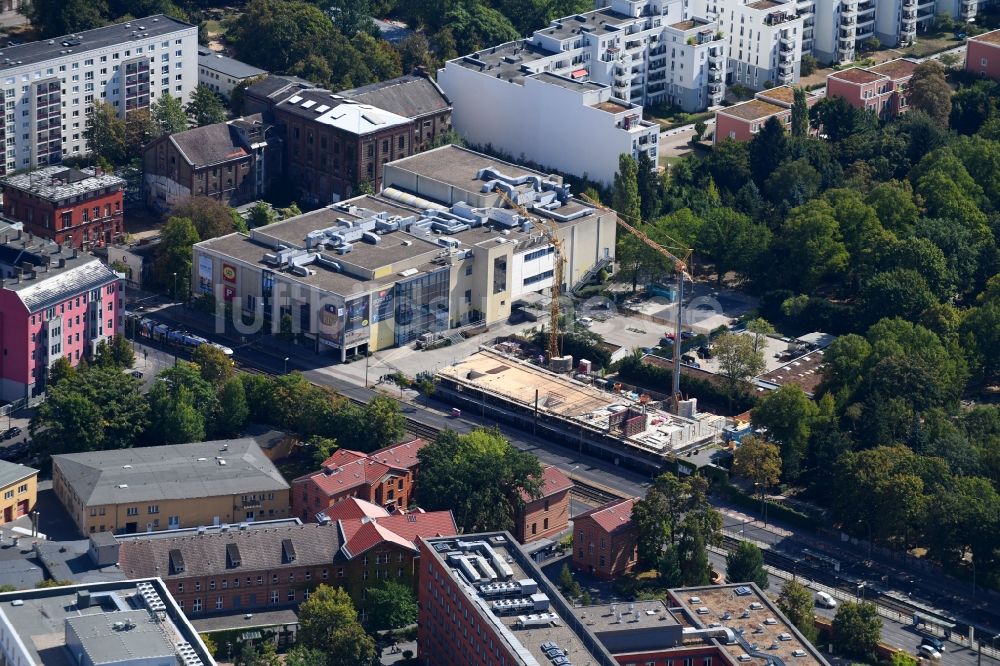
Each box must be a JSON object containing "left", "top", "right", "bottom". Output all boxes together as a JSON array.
[
  {"left": 2, "top": 426, "right": 21, "bottom": 440},
  {"left": 815, "top": 591, "right": 837, "bottom": 609},
  {"left": 920, "top": 636, "right": 945, "bottom": 652},
  {"left": 577, "top": 317, "right": 594, "bottom": 328},
  {"left": 918, "top": 645, "right": 942, "bottom": 660}
]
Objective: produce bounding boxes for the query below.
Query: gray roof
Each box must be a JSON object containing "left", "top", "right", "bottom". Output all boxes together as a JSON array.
[
  {"left": 340, "top": 74, "right": 450, "bottom": 120},
  {"left": 197, "top": 47, "right": 267, "bottom": 79},
  {"left": 1, "top": 166, "right": 124, "bottom": 204},
  {"left": 118, "top": 522, "right": 345, "bottom": 579},
  {"left": 0, "top": 15, "right": 193, "bottom": 72},
  {"left": 53, "top": 439, "right": 289, "bottom": 507},
  {"left": 7, "top": 259, "right": 119, "bottom": 313},
  {"left": 66, "top": 610, "right": 177, "bottom": 665},
  {"left": 168, "top": 122, "right": 248, "bottom": 168},
  {"left": 0, "top": 460, "right": 36, "bottom": 488},
  {"left": 245, "top": 75, "right": 313, "bottom": 103}
]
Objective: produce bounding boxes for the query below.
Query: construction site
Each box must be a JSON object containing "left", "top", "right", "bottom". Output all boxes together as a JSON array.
[{"left": 434, "top": 345, "right": 725, "bottom": 474}]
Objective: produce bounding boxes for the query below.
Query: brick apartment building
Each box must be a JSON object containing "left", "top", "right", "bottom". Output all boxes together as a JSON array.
[
  {"left": 714, "top": 86, "right": 821, "bottom": 143},
  {"left": 572, "top": 497, "right": 639, "bottom": 579},
  {"left": 966, "top": 29, "right": 1000, "bottom": 80},
  {"left": 292, "top": 439, "right": 428, "bottom": 521},
  {"left": 826, "top": 58, "right": 918, "bottom": 119},
  {"left": 242, "top": 73, "right": 451, "bottom": 203},
  {"left": 0, "top": 166, "right": 125, "bottom": 249},
  {"left": 0, "top": 225, "right": 121, "bottom": 401},
  {"left": 515, "top": 465, "right": 572, "bottom": 544},
  {"left": 116, "top": 507, "right": 456, "bottom": 619}
]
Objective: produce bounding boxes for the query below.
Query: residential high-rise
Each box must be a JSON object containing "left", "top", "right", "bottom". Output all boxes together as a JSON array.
[{"left": 0, "top": 14, "right": 197, "bottom": 175}]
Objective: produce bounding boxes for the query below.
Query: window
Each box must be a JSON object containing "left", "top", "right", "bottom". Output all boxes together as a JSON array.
[
  {"left": 287, "top": 589, "right": 295, "bottom": 601},
  {"left": 4, "top": 491, "right": 13, "bottom": 500},
  {"left": 148, "top": 504, "right": 159, "bottom": 514},
  {"left": 126, "top": 507, "right": 138, "bottom": 516},
  {"left": 192, "top": 598, "right": 202, "bottom": 612},
  {"left": 209, "top": 580, "right": 216, "bottom": 590},
  {"left": 195, "top": 581, "right": 201, "bottom": 591},
  {"left": 270, "top": 590, "right": 279, "bottom": 604},
  {"left": 216, "top": 596, "right": 224, "bottom": 610}
]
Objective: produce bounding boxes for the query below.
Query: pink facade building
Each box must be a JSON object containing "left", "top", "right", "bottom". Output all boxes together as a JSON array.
[
  {"left": 825, "top": 58, "right": 917, "bottom": 119},
  {"left": 966, "top": 30, "right": 1000, "bottom": 80},
  {"left": 714, "top": 85, "right": 819, "bottom": 143},
  {"left": 0, "top": 224, "right": 121, "bottom": 401}
]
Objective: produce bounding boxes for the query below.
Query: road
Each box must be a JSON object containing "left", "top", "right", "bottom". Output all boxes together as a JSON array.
[{"left": 135, "top": 294, "right": 1000, "bottom": 654}]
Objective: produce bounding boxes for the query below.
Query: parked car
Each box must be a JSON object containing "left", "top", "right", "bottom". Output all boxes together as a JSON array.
[
  {"left": 2, "top": 426, "right": 21, "bottom": 440},
  {"left": 577, "top": 317, "right": 594, "bottom": 328},
  {"left": 920, "top": 636, "right": 945, "bottom": 652},
  {"left": 815, "top": 591, "right": 837, "bottom": 609}
]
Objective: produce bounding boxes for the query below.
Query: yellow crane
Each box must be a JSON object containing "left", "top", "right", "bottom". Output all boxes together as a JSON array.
[
  {"left": 579, "top": 192, "right": 692, "bottom": 413},
  {"left": 493, "top": 187, "right": 564, "bottom": 359}
]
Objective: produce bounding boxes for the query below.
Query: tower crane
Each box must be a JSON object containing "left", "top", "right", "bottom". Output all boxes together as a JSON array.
[
  {"left": 493, "top": 187, "right": 563, "bottom": 359},
  {"left": 579, "top": 192, "right": 692, "bottom": 413}
]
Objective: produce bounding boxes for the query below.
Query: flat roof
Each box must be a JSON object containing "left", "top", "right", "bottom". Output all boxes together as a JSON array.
[
  {"left": 756, "top": 349, "right": 825, "bottom": 395},
  {"left": 594, "top": 99, "right": 631, "bottom": 114},
  {"left": 747, "top": 0, "right": 781, "bottom": 9},
  {"left": 828, "top": 67, "right": 886, "bottom": 84},
  {"left": 1, "top": 166, "right": 123, "bottom": 202},
  {"left": 53, "top": 439, "right": 288, "bottom": 507},
  {"left": 539, "top": 7, "right": 635, "bottom": 40},
  {"left": 572, "top": 599, "right": 680, "bottom": 633},
  {"left": 197, "top": 47, "right": 267, "bottom": 79},
  {"left": 756, "top": 85, "right": 796, "bottom": 105},
  {"left": 0, "top": 15, "right": 193, "bottom": 72},
  {"left": 0, "top": 578, "right": 215, "bottom": 666},
  {"left": 533, "top": 71, "right": 605, "bottom": 92},
  {"left": 388, "top": 145, "right": 548, "bottom": 195},
  {"left": 423, "top": 533, "right": 619, "bottom": 666},
  {"left": 968, "top": 28, "right": 1000, "bottom": 45},
  {"left": 866, "top": 58, "right": 918, "bottom": 80},
  {"left": 277, "top": 90, "right": 412, "bottom": 135},
  {"left": 718, "top": 98, "right": 788, "bottom": 121},
  {"left": 452, "top": 39, "right": 555, "bottom": 84},
  {"left": 671, "top": 585, "right": 829, "bottom": 666}
]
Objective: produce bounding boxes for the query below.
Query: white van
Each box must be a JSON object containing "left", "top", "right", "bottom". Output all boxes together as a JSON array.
[{"left": 815, "top": 591, "right": 837, "bottom": 609}]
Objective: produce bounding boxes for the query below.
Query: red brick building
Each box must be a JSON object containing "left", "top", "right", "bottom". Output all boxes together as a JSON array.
[
  {"left": 966, "top": 30, "right": 1000, "bottom": 80},
  {"left": 116, "top": 509, "right": 456, "bottom": 621},
  {"left": 714, "top": 86, "right": 820, "bottom": 143},
  {"left": 292, "top": 438, "right": 427, "bottom": 521},
  {"left": 826, "top": 58, "right": 918, "bottom": 120},
  {"left": 515, "top": 465, "right": 572, "bottom": 544},
  {"left": 0, "top": 166, "right": 124, "bottom": 250},
  {"left": 572, "top": 497, "right": 639, "bottom": 579}
]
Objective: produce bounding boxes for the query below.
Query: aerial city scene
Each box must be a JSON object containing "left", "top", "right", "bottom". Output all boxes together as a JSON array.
[{"left": 0, "top": 0, "right": 997, "bottom": 664}]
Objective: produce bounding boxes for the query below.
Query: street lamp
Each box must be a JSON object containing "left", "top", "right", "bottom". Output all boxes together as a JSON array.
[
  {"left": 284, "top": 357, "right": 290, "bottom": 374},
  {"left": 172, "top": 272, "right": 177, "bottom": 301}
]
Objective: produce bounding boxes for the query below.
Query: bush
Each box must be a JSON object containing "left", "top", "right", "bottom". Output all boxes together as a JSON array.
[{"left": 801, "top": 54, "right": 818, "bottom": 76}]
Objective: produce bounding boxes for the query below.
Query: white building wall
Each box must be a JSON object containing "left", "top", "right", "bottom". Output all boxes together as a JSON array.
[
  {"left": 438, "top": 65, "right": 641, "bottom": 186},
  {"left": 0, "top": 20, "right": 197, "bottom": 172},
  {"left": 511, "top": 247, "right": 556, "bottom": 298}
]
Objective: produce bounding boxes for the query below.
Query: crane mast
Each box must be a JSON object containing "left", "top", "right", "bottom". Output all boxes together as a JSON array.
[
  {"left": 493, "top": 187, "right": 564, "bottom": 359},
  {"left": 579, "top": 193, "right": 692, "bottom": 413}
]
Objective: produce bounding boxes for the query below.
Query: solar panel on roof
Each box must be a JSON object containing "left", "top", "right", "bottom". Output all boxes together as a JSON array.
[
  {"left": 301, "top": 100, "right": 316, "bottom": 109},
  {"left": 288, "top": 95, "right": 303, "bottom": 104},
  {"left": 315, "top": 104, "right": 330, "bottom": 113}
]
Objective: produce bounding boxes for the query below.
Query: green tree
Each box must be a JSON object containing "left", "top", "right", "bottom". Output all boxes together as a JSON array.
[
  {"left": 746, "top": 318, "right": 775, "bottom": 355},
  {"left": 612, "top": 153, "right": 642, "bottom": 225},
  {"left": 186, "top": 85, "right": 227, "bottom": 127},
  {"left": 48, "top": 357, "right": 77, "bottom": 387},
  {"left": 297, "top": 585, "right": 376, "bottom": 665},
  {"left": 800, "top": 53, "right": 818, "bottom": 76},
  {"left": 84, "top": 102, "right": 127, "bottom": 166},
  {"left": 749, "top": 116, "right": 789, "bottom": 184},
  {"left": 637, "top": 150, "right": 662, "bottom": 220},
  {"left": 227, "top": 0, "right": 338, "bottom": 73},
  {"left": 765, "top": 157, "right": 822, "bottom": 208},
  {"left": 810, "top": 96, "right": 877, "bottom": 143},
  {"left": 366, "top": 580, "right": 418, "bottom": 631},
  {"left": 396, "top": 33, "right": 436, "bottom": 73},
  {"left": 632, "top": 473, "right": 720, "bottom": 568},
  {"left": 152, "top": 94, "right": 188, "bottom": 135},
  {"left": 772, "top": 200, "right": 849, "bottom": 292},
  {"left": 247, "top": 202, "right": 277, "bottom": 228},
  {"left": 27, "top": 0, "right": 107, "bottom": 38},
  {"left": 327, "top": 0, "right": 375, "bottom": 36},
  {"left": 124, "top": 108, "right": 159, "bottom": 160},
  {"left": 171, "top": 195, "right": 240, "bottom": 239},
  {"left": 693, "top": 120, "right": 707, "bottom": 142},
  {"left": 94, "top": 334, "right": 135, "bottom": 369},
  {"left": 949, "top": 82, "right": 994, "bottom": 135},
  {"left": 677, "top": 518, "right": 712, "bottom": 586},
  {"left": 415, "top": 429, "right": 543, "bottom": 533},
  {"left": 284, "top": 647, "right": 328, "bottom": 666},
  {"left": 657, "top": 545, "right": 683, "bottom": 586},
  {"left": 732, "top": 436, "right": 782, "bottom": 497},
  {"left": 712, "top": 332, "right": 766, "bottom": 398},
  {"left": 364, "top": 395, "right": 406, "bottom": 450},
  {"left": 147, "top": 383, "right": 206, "bottom": 444},
  {"left": 559, "top": 562, "right": 575, "bottom": 591},
  {"left": 216, "top": 377, "right": 250, "bottom": 437},
  {"left": 191, "top": 344, "right": 235, "bottom": 387},
  {"left": 750, "top": 387, "right": 816, "bottom": 480},
  {"left": 859, "top": 268, "right": 937, "bottom": 326},
  {"left": 791, "top": 87, "right": 809, "bottom": 138},
  {"left": 696, "top": 208, "right": 770, "bottom": 284},
  {"left": 725, "top": 541, "right": 768, "bottom": 588},
  {"left": 154, "top": 217, "right": 200, "bottom": 295},
  {"left": 866, "top": 180, "right": 919, "bottom": 236},
  {"left": 908, "top": 61, "right": 952, "bottom": 127},
  {"left": 777, "top": 580, "right": 818, "bottom": 642},
  {"left": 832, "top": 602, "right": 882, "bottom": 659}
]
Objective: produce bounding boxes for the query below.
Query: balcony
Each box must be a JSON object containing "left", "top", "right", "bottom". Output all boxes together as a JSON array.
[
  {"left": 842, "top": 2, "right": 857, "bottom": 14},
  {"left": 708, "top": 71, "right": 723, "bottom": 82},
  {"left": 841, "top": 16, "right": 856, "bottom": 25},
  {"left": 709, "top": 48, "right": 724, "bottom": 61},
  {"left": 779, "top": 62, "right": 795, "bottom": 74},
  {"left": 780, "top": 51, "right": 795, "bottom": 63},
  {"left": 708, "top": 83, "right": 723, "bottom": 94},
  {"left": 780, "top": 35, "right": 795, "bottom": 50}
]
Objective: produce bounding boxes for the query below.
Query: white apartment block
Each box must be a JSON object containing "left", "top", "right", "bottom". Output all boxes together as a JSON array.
[
  {"left": 439, "top": 0, "right": 725, "bottom": 185},
  {"left": 0, "top": 15, "right": 197, "bottom": 175}
]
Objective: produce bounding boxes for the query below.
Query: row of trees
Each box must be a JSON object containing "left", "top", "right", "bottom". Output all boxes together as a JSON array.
[{"left": 30, "top": 339, "right": 407, "bottom": 457}]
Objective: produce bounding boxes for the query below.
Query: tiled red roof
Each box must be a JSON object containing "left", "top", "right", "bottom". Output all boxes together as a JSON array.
[
  {"left": 367, "top": 438, "right": 428, "bottom": 470},
  {"left": 319, "top": 497, "right": 390, "bottom": 522},
  {"left": 576, "top": 497, "right": 637, "bottom": 534},
  {"left": 298, "top": 458, "right": 392, "bottom": 495},
  {"left": 337, "top": 509, "right": 457, "bottom": 558},
  {"left": 320, "top": 449, "right": 367, "bottom": 469},
  {"left": 520, "top": 465, "right": 573, "bottom": 502}
]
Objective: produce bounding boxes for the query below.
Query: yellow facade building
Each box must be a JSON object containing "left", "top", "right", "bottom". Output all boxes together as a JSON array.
[
  {"left": 0, "top": 460, "right": 37, "bottom": 525},
  {"left": 52, "top": 439, "right": 290, "bottom": 536}
]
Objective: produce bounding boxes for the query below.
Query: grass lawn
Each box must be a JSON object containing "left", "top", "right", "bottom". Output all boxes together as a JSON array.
[
  {"left": 894, "top": 31, "right": 963, "bottom": 58},
  {"left": 203, "top": 19, "right": 223, "bottom": 36}
]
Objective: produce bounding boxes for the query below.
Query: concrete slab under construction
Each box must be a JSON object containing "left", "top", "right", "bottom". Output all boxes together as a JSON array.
[{"left": 436, "top": 349, "right": 724, "bottom": 467}]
